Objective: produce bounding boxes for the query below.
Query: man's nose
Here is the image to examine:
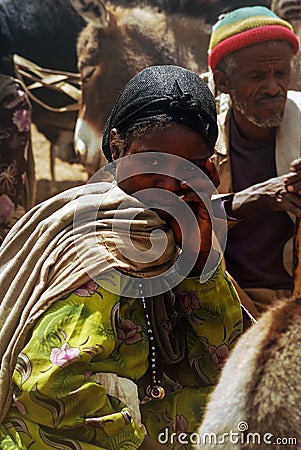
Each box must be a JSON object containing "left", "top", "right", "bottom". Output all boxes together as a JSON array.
[{"left": 262, "top": 75, "right": 281, "bottom": 96}]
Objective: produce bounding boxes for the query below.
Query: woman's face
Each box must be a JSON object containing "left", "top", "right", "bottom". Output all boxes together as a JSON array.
[{"left": 113, "top": 123, "right": 219, "bottom": 218}]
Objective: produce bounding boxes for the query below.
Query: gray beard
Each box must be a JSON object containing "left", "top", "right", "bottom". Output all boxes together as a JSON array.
[{"left": 232, "top": 92, "right": 284, "bottom": 128}]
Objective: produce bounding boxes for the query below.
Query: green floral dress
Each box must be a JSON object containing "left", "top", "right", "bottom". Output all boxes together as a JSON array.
[{"left": 0, "top": 264, "right": 242, "bottom": 449}]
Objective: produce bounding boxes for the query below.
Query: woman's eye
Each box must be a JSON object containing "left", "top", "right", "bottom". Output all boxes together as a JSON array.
[
  {"left": 144, "top": 157, "right": 159, "bottom": 167},
  {"left": 182, "top": 164, "right": 197, "bottom": 172}
]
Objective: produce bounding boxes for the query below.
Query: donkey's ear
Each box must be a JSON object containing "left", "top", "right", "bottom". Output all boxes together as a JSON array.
[{"left": 70, "top": 0, "right": 111, "bottom": 27}]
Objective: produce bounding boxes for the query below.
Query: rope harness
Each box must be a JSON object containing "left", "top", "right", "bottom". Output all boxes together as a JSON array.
[{"left": 13, "top": 54, "right": 81, "bottom": 113}]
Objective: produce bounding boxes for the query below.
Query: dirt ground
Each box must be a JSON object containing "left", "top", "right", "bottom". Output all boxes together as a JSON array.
[{"left": 31, "top": 124, "right": 87, "bottom": 204}]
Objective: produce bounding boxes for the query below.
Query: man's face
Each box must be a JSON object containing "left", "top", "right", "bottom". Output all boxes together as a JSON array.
[{"left": 216, "top": 40, "right": 293, "bottom": 128}]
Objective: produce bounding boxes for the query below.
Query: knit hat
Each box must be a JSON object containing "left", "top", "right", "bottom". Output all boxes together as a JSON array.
[
  {"left": 208, "top": 6, "right": 300, "bottom": 72},
  {"left": 102, "top": 65, "right": 218, "bottom": 161}
]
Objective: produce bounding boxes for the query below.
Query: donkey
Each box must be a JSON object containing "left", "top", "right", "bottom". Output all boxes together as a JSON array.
[
  {"left": 74, "top": 2, "right": 213, "bottom": 175},
  {"left": 196, "top": 297, "right": 301, "bottom": 449}
]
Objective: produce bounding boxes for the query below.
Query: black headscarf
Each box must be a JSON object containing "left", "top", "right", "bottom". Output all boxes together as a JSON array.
[{"left": 102, "top": 65, "right": 218, "bottom": 161}]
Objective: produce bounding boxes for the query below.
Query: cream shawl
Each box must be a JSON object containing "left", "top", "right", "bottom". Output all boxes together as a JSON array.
[{"left": 0, "top": 181, "right": 176, "bottom": 422}]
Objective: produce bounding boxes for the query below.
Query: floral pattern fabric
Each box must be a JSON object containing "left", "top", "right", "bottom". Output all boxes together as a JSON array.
[
  {"left": 0, "top": 264, "right": 243, "bottom": 449},
  {"left": 0, "top": 78, "right": 32, "bottom": 244}
]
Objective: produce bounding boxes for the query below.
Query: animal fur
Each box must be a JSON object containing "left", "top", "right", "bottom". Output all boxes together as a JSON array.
[
  {"left": 196, "top": 297, "right": 301, "bottom": 449},
  {"left": 107, "top": 0, "right": 272, "bottom": 25}
]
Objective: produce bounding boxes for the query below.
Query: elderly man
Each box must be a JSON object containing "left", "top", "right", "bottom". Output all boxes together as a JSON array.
[{"left": 208, "top": 6, "right": 301, "bottom": 313}]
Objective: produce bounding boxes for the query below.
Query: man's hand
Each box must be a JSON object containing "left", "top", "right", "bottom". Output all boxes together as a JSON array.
[
  {"left": 231, "top": 169, "right": 301, "bottom": 219},
  {"left": 284, "top": 157, "right": 301, "bottom": 194}
]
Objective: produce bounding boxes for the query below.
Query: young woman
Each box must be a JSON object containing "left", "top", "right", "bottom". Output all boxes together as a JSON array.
[{"left": 0, "top": 65, "right": 243, "bottom": 449}]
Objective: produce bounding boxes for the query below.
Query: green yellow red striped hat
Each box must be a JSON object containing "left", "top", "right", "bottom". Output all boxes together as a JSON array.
[{"left": 208, "top": 6, "right": 299, "bottom": 72}]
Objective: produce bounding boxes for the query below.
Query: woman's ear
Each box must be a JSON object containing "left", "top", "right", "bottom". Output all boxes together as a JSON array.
[
  {"left": 214, "top": 69, "right": 231, "bottom": 95},
  {"left": 109, "top": 128, "right": 120, "bottom": 160}
]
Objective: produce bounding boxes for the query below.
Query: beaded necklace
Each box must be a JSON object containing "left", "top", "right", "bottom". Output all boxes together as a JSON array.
[{"left": 139, "top": 283, "right": 166, "bottom": 400}]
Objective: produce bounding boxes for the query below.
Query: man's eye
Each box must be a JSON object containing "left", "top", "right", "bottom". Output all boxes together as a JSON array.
[
  {"left": 275, "top": 71, "right": 287, "bottom": 78},
  {"left": 249, "top": 73, "right": 263, "bottom": 81}
]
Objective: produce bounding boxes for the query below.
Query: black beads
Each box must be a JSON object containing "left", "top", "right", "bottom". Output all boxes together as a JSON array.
[{"left": 139, "top": 283, "right": 165, "bottom": 400}]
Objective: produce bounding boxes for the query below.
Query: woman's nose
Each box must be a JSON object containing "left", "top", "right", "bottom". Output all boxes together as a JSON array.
[{"left": 156, "top": 175, "right": 180, "bottom": 192}]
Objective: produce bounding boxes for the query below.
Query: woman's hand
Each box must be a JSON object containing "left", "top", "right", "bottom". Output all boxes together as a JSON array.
[{"left": 169, "top": 159, "right": 219, "bottom": 276}]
